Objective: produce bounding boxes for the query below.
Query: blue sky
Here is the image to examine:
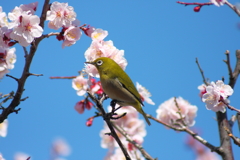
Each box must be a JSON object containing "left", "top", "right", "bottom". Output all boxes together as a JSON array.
[{"left": 1, "top": 0, "right": 240, "bottom": 159}]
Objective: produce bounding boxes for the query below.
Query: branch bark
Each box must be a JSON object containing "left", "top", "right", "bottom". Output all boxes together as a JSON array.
[{"left": 0, "top": 0, "right": 50, "bottom": 123}]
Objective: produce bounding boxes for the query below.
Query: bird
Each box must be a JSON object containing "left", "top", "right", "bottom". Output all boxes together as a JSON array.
[{"left": 85, "top": 57, "right": 151, "bottom": 126}]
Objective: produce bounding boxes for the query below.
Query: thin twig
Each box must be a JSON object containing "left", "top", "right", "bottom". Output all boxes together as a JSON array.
[
  {"left": 28, "top": 73, "right": 43, "bottom": 77},
  {"left": 176, "top": 1, "right": 212, "bottom": 6},
  {"left": 148, "top": 115, "right": 223, "bottom": 155},
  {"left": 174, "top": 97, "right": 187, "bottom": 126},
  {"left": 49, "top": 76, "right": 77, "bottom": 79},
  {"left": 220, "top": 99, "right": 240, "bottom": 113},
  {"left": 23, "top": 47, "right": 28, "bottom": 57},
  {"left": 87, "top": 92, "right": 131, "bottom": 160},
  {"left": 224, "top": 127, "right": 240, "bottom": 147},
  {"left": 225, "top": 1, "right": 240, "bottom": 17},
  {"left": 6, "top": 74, "right": 19, "bottom": 82},
  {"left": 196, "top": 58, "right": 208, "bottom": 85},
  {"left": 112, "top": 122, "right": 155, "bottom": 160},
  {"left": 223, "top": 50, "right": 234, "bottom": 80}
]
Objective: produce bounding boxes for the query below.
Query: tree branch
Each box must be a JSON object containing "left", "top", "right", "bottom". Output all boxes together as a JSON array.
[
  {"left": 0, "top": 0, "right": 50, "bottom": 123},
  {"left": 225, "top": 1, "right": 240, "bottom": 17},
  {"left": 87, "top": 92, "right": 131, "bottom": 160},
  {"left": 111, "top": 122, "right": 155, "bottom": 160},
  {"left": 148, "top": 115, "right": 224, "bottom": 155}
]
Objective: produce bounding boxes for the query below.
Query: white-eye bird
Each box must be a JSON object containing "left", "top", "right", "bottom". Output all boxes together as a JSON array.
[{"left": 85, "top": 57, "right": 151, "bottom": 126}]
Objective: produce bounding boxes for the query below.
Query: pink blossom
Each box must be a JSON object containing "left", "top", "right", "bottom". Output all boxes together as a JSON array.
[
  {"left": 156, "top": 97, "right": 198, "bottom": 128},
  {"left": 83, "top": 25, "right": 95, "bottom": 37},
  {"left": 0, "top": 120, "right": 8, "bottom": 137},
  {"left": 14, "top": 152, "right": 29, "bottom": 160},
  {"left": 210, "top": 0, "right": 226, "bottom": 7},
  {"left": 100, "top": 106, "right": 147, "bottom": 149},
  {"left": 51, "top": 138, "right": 71, "bottom": 156},
  {"left": 62, "top": 26, "right": 81, "bottom": 48},
  {"left": 197, "top": 84, "right": 207, "bottom": 98},
  {"left": 0, "top": 47, "right": 16, "bottom": 78},
  {"left": 0, "top": 7, "right": 8, "bottom": 27},
  {"left": 85, "top": 40, "right": 127, "bottom": 77},
  {"left": 91, "top": 28, "right": 108, "bottom": 41},
  {"left": 0, "top": 153, "right": 5, "bottom": 160},
  {"left": 201, "top": 80, "right": 233, "bottom": 113},
  {"left": 9, "top": 11, "right": 43, "bottom": 47},
  {"left": 46, "top": 2, "right": 76, "bottom": 29},
  {"left": 0, "top": 27, "right": 12, "bottom": 48},
  {"left": 74, "top": 100, "right": 85, "bottom": 114},
  {"left": 19, "top": 2, "right": 38, "bottom": 15},
  {"left": 136, "top": 82, "right": 155, "bottom": 105},
  {"left": 72, "top": 75, "right": 88, "bottom": 96}
]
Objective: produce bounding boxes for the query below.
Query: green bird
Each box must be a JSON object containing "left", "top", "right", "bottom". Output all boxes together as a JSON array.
[{"left": 86, "top": 57, "right": 151, "bottom": 126}]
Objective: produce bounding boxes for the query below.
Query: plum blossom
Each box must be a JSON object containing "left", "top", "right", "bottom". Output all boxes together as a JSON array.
[
  {"left": 62, "top": 26, "right": 81, "bottom": 48},
  {"left": 0, "top": 154, "right": 5, "bottom": 160},
  {"left": 10, "top": 12, "right": 43, "bottom": 47},
  {"left": 100, "top": 105, "right": 146, "bottom": 150},
  {"left": 51, "top": 138, "right": 71, "bottom": 156},
  {"left": 0, "top": 47, "right": 16, "bottom": 79},
  {"left": 0, "top": 27, "right": 13, "bottom": 48},
  {"left": 91, "top": 28, "right": 108, "bottom": 41},
  {"left": 156, "top": 97, "right": 198, "bottom": 128},
  {"left": 83, "top": 26, "right": 96, "bottom": 37},
  {"left": 198, "top": 84, "right": 207, "bottom": 98},
  {"left": 19, "top": 2, "right": 38, "bottom": 14},
  {"left": 136, "top": 82, "right": 155, "bottom": 105},
  {"left": 0, "top": 120, "right": 8, "bottom": 137},
  {"left": 14, "top": 153, "right": 30, "bottom": 160},
  {"left": 72, "top": 75, "right": 88, "bottom": 96},
  {"left": 105, "top": 147, "right": 144, "bottom": 160},
  {"left": 46, "top": 1, "right": 76, "bottom": 29},
  {"left": 0, "top": 7, "right": 8, "bottom": 27},
  {"left": 201, "top": 80, "right": 233, "bottom": 113},
  {"left": 85, "top": 39, "right": 127, "bottom": 77},
  {"left": 74, "top": 100, "right": 85, "bottom": 114},
  {"left": 210, "top": 0, "right": 226, "bottom": 7}
]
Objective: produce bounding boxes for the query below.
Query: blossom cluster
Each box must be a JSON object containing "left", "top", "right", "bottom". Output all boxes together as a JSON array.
[
  {"left": 99, "top": 84, "right": 154, "bottom": 159},
  {"left": 101, "top": 106, "right": 146, "bottom": 160},
  {"left": 198, "top": 80, "right": 233, "bottom": 113},
  {"left": 210, "top": 0, "right": 226, "bottom": 7},
  {"left": 84, "top": 28, "right": 127, "bottom": 78},
  {"left": 46, "top": 1, "right": 82, "bottom": 48},
  {"left": 156, "top": 97, "right": 198, "bottom": 129}
]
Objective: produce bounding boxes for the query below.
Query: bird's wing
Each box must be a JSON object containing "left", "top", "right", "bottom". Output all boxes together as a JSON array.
[{"left": 115, "top": 76, "right": 144, "bottom": 106}]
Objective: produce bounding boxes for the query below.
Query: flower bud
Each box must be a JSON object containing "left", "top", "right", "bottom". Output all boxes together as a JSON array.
[
  {"left": 86, "top": 118, "right": 93, "bottom": 126},
  {"left": 194, "top": 6, "right": 201, "bottom": 12}
]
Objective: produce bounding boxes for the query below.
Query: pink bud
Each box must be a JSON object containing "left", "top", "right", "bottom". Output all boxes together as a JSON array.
[
  {"left": 85, "top": 99, "right": 93, "bottom": 110},
  {"left": 83, "top": 25, "right": 95, "bottom": 37},
  {"left": 194, "top": 6, "right": 201, "bottom": 12},
  {"left": 86, "top": 118, "right": 93, "bottom": 126},
  {"left": 74, "top": 100, "right": 85, "bottom": 114},
  {"left": 127, "top": 143, "right": 134, "bottom": 151},
  {"left": 8, "top": 41, "right": 17, "bottom": 47}
]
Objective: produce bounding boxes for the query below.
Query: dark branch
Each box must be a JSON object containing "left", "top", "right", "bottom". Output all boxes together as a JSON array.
[
  {"left": 0, "top": 0, "right": 50, "bottom": 123},
  {"left": 87, "top": 92, "right": 131, "bottom": 160}
]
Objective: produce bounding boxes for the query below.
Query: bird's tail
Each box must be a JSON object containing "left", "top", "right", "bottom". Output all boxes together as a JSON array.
[{"left": 140, "top": 108, "right": 151, "bottom": 126}]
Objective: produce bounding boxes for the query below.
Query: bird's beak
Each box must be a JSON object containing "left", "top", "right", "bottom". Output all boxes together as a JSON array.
[{"left": 85, "top": 61, "right": 94, "bottom": 65}]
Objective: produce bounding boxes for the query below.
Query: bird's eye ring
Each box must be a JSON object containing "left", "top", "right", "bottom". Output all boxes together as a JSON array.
[{"left": 96, "top": 60, "right": 103, "bottom": 66}]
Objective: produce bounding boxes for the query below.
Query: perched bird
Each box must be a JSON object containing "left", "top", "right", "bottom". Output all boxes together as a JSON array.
[{"left": 85, "top": 57, "right": 151, "bottom": 126}]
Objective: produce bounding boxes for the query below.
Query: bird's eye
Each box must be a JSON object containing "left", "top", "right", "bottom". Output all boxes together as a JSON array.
[{"left": 96, "top": 60, "right": 103, "bottom": 66}]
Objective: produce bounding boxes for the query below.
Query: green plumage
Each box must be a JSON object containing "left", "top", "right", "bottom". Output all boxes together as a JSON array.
[{"left": 86, "top": 57, "right": 151, "bottom": 126}]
